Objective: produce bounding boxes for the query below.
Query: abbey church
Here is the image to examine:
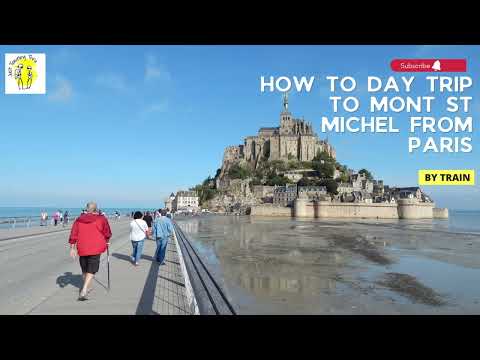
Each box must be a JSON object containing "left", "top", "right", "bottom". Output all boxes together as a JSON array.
[{"left": 220, "top": 94, "right": 336, "bottom": 177}]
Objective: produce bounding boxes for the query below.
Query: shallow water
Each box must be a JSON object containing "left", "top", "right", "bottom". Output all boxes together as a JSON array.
[{"left": 176, "top": 212, "right": 480, "bottom": 314}]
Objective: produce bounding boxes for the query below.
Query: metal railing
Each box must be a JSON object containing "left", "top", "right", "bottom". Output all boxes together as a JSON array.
[
  {"left": 0, "top": 215, "right": 79, "bottom": 229},
  {"left": 0, "top": 213, "right": 125, "bottom": 229},
  {"left": 173, "top": 221, "right": 237, "bottom": 315}
]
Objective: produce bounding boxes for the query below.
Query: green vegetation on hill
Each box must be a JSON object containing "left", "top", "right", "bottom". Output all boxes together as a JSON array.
[
  {"left": 311, "top": 150, "right": 338, "bottom": 178},
  {"left": 191, "top": 176, "right": 218, "bottom": 206},
  {"left": 204, "top": 150, "right": 374, "bottom": 199},
  {"left": 250, "top": 160, "right": 291, "bottom": 187},
  {"left": 240, "top": 150, "right": 350, "bottom": 190},
  {"left": 359, "top": 168, "right": 374, "bottom": 181},
  {"left": 228, "top": 163, "right": 252, "bottom": 180},
  {"left": 265, "top": 175, "right": 290, "bottom": 186}
]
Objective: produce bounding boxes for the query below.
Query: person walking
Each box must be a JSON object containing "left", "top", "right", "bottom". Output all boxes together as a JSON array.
[
  {"left": 143, "top": 211, "right": 153, "bottom": 240},
  {"left": 68, "top": 202, "right": 112, "bottom": 301},
  {"left": 40, "top": 211, "right": 48, "bottom": 226},
  {"left": 53, "top": 211, "right": 60, "bottom": 226},
  {"left": 152, "top": 209, "right": 174, "bottom": 265},
  {"left": 129, "top": 211, "right": 148, "bottom": 266},
  {"left": 63, "top": 211, "right": 69, "bottom": 227}
]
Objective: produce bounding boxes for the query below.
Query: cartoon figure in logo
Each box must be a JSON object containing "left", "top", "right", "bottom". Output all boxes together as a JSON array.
[
  {"left": 14, "top": 63, "right": 24, "bottom": 90},
  {"left": 26, "top": 66, "right": 33, "bottom": 89}
]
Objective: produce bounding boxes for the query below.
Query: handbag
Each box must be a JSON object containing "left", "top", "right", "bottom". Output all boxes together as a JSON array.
[{"left": 133, "top": 219, "right": 148, "bottom": 239}]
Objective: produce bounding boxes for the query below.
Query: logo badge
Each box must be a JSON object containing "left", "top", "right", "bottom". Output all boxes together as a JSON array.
[{"left": 5, "top": 53, "right": 46, "bottom": 94}]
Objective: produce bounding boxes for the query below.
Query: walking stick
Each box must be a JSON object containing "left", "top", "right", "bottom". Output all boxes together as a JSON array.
[{"left": 107, "top": 244, "right": 111, "bottom": 291}]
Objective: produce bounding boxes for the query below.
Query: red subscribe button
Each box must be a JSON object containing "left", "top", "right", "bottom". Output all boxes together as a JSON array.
[{"left": 391, "top": 59, "right": 467, "bottom": 72}]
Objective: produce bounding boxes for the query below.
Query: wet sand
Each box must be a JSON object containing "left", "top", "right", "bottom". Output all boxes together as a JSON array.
[{"left": 176, "top": 214, "right": 480, "bottom": 314}]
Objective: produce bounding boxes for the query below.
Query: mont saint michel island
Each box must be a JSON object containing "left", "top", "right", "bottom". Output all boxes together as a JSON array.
[{"left": 178, "top": 94, "right": 449, "bottom": 220}]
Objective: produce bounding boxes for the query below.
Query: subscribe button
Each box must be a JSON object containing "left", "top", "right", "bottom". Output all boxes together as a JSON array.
[
  {"left": 391, "top": 59, "right": 467, "bottom": 72},
  {"left": 419, "top": 170, "right": 475, "bottom": 185}
]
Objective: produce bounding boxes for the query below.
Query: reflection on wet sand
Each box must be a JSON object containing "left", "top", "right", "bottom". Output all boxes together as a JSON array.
[{"left": 176, "top": 214, "right": 480, "bottom": 314}]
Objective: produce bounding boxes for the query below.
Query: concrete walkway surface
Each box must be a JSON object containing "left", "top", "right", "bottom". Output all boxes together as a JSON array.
[{"left": 0, "top": 219, "right": 193, "bottom": 315}]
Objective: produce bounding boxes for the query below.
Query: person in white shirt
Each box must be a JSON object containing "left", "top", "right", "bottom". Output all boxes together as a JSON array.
[{"left": 129, "top": 211, "right": 148, "bottom": 266}]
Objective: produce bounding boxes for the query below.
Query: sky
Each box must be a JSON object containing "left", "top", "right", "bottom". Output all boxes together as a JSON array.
[{"left": 0, "top": 45, "right": 478, "bottom": 210}]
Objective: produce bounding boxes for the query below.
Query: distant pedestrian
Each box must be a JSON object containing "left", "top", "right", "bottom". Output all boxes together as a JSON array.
[
  {"left": 40, "top": 211, "right": 48, "bottom": 226},
  {"left": 143, "top": 211, "right": 153, "bottom": 239},
  {"left": 53, "top": 211, "right": 60, "bottom": 226},
  {"left": 63, "top": 211, "right": 69, "bottom": 227},
  {"left": 69, "top": 202, "right": 112, "bottom": 301},
  {"left": 129, "top": 211, "right": 148, "bottom": 266},
  {"left": 59, "top": 210, "right": 64, "bottom": 224},
  {"left": 152, "top": 209, "right": 174, "bottom": 265}
]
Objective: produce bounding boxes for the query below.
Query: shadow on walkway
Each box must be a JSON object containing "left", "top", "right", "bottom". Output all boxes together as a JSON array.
[
  {"left": 112, "top": 253, "right": 159, "bottom": 264},
  {"left": 56, "top": 272, "right": 83, "bottom": 289},
  {"left": 111, "top": 253, "right": 133, "bottom": 263},
  {"left": 136, "top": 261, "right": 160, "bottom": 315}
]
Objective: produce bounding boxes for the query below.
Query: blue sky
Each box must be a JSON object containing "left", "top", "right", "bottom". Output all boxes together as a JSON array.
[{"left": 0, "top": 45, "right": 478, "bottom": 209}]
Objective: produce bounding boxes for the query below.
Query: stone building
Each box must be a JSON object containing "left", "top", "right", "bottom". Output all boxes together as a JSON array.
[
  {"left": 391, "top": 187, "right": 433, "bottom": 203},
  {"left": 173, "top": 190, "right": 199, "bottom": 212},
  {"left": 283, "top": 169, "right": 315, "bottom": 182},
  {"left": 372, "top": 180, "right": 385, "bottom": 196},
  {"left": 351, "top": 173, "right": 374, "bottom": 193},
  {"left": 337, "top": 182, "right": 355, "bottom": 194},
  {"left": 298, "top": 186, "right": 327, "bottom": 199},
  {"left": 273, "top": 184, "right": 298, "bottom": 207},
  {"left": 164, "top": 192, "right": 175, "bottom": 211},
  {"left": 218, "top": 94, "right": 336, "bottom": 182}
]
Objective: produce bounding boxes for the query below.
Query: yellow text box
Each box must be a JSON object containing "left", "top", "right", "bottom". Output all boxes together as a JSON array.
[{"left": 418, "top": 170, "right": 475, "bottom": 185}]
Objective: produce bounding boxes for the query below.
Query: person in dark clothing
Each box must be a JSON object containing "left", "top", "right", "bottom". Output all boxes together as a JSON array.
[
  {"left": 143, "top": 211, "right": 153, "bottom": 239},
  {"left": 63, "top": 211, "right": 69, "bottom": 227}
]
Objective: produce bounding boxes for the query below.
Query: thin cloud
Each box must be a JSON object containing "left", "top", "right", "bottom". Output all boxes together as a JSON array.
[
  {"left": 94, "top": 73, "right": 129, "bottom": 92},
  {"left": 48, "top": 75, "right": 73, "bottom": 102},
  {"left": 144, "top": 100, "right": 169, "bottom": 114},
  {"left": 49, "top": 46, "right": 75, "bottom": 67},
  {"left": 414, "top": 45, "right": 461, "bottom": 57},
  {"left": 145, "top": 55, "right": 171, "bottom": 82}
]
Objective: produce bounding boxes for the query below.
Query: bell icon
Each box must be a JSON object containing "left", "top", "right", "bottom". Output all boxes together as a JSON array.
[{"left": 432, "top": 60, "right": 441, "bottom": 71}]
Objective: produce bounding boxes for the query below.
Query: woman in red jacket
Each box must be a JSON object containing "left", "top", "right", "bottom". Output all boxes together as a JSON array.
[{"left": 69, "top": 202, "right": 112, "bottom": 301}]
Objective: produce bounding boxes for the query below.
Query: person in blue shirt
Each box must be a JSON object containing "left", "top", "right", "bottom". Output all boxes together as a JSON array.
[{"left": 152, "top": 208, "right": 174, "bottom": 265}]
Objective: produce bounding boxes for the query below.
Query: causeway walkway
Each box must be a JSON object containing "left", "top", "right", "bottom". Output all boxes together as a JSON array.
[{"left": 0, "top": 218, "right": 194, "bottom": 315}]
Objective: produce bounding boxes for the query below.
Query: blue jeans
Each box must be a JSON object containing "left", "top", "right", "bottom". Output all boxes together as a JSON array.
[
  {"left": 155, "top": 237, "right": 169, "bottom": 264},
  {"left": 131, "top": 240, "right": 145, "bottom": 263}
]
